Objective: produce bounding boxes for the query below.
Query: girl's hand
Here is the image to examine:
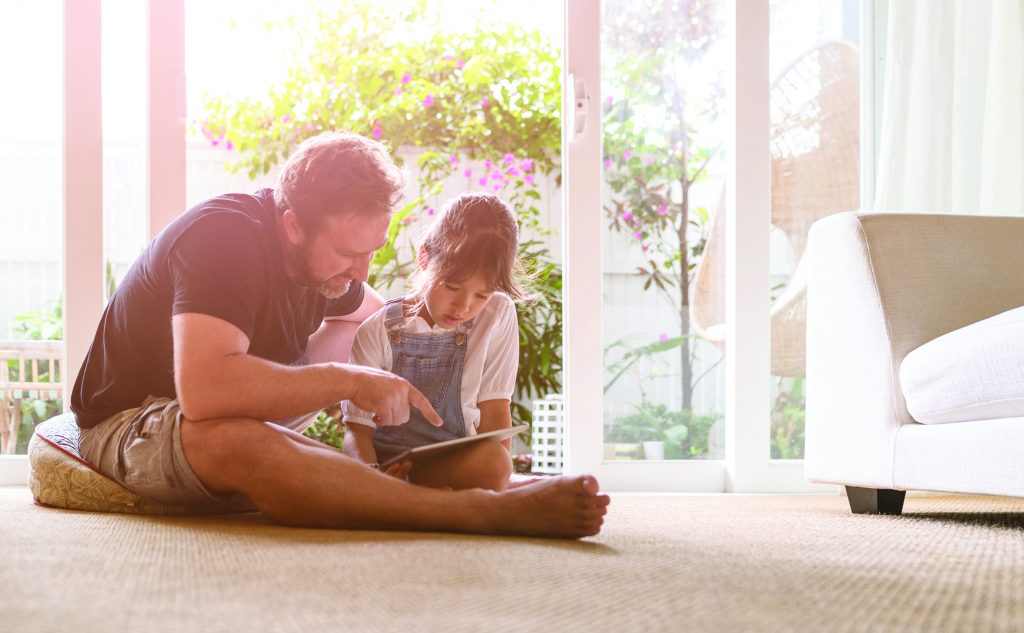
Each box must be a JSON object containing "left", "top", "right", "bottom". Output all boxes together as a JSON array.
[{"left": 381, "top": 459, "right": 412, "bottom": 481}]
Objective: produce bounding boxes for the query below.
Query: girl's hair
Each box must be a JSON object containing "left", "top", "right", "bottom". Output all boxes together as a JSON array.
[{"left": 409, "top": 193, "right": 534, "bottom": 306}]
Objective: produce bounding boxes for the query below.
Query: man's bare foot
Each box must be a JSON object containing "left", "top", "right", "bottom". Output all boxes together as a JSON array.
[
  {"left": 486, "top": 475, "right": 610, "bottom": 539},
  {"left": 507, "top": 473, "right": 549, "bottom": 489}
]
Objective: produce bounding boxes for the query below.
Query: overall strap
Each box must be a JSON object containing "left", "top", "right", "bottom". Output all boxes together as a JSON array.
[{"left": 383, "top": 297, "right": 406, "bottom": 330}]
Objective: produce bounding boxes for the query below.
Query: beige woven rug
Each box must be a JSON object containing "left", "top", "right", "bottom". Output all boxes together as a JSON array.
[{"left": 3, "top": 487, "right": 1022, "bottom": 632}]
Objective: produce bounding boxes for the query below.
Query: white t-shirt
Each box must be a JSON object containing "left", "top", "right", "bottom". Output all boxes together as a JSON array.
[{"left": 342, "top": 293, "right": 519, "bottom": 435}]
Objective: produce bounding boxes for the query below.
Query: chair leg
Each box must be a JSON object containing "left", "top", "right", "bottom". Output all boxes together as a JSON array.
[{"left": 845, "top": 486, "right": 906, "bottom": 515}]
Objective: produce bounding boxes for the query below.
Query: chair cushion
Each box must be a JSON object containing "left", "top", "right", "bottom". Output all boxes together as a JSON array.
[
  {"left": 28, "top": 413, "right": 194, "bottom": 514},
  {"left": 900, "top": 306, "right": 1024, "bottom": 424}
]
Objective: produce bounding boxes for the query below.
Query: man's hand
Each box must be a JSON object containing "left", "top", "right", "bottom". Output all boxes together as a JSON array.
[{"left": 346, "top": 366, "right": 443, "bottom": 427}]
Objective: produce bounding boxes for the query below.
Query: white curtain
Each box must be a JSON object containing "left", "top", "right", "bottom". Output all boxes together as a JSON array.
[{"left": 874, "top": 0, "right": 1024, "bottom": 213}]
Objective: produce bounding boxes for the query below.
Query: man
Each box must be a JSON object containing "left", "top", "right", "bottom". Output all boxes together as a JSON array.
[{"left": 71, "top": 131, "right": 608, "bottom": 538}]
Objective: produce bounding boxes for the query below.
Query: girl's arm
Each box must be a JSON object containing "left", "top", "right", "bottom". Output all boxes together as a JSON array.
[
  {"left": 343, "top": 422, "right": 379, "bottom": 463},
  {"left": 477, "top": 399, "right": 513, "bottom": 450}
]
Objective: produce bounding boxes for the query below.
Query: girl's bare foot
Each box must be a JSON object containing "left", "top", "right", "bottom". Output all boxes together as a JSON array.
[{"left": 485, "top": 475, "right": 610, "bottom": 539}]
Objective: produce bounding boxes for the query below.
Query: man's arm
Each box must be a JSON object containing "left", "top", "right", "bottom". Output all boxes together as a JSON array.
[{"left": 172, "top": 312, "right": 441, "bottom": 426}]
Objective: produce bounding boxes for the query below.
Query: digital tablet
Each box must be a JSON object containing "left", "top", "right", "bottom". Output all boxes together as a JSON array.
[{"left": 378, "top": 424, "right": 529, "bottom": 470}]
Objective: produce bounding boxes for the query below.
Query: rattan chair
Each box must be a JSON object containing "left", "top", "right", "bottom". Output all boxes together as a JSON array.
[{"left": 689, "top": 40, "right": 860, "bottom": 377}]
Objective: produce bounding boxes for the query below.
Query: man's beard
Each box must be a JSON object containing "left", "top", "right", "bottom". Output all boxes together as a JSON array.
[{"left": 284, "top": 241, "right": 351, "bottom": 299}]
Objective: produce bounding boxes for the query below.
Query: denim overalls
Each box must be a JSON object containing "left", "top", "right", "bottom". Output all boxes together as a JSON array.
[{"left": 373, "top": 298, "right": 474, "bottom": 463}]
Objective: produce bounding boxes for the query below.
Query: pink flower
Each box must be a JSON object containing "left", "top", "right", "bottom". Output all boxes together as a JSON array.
[
  {"left": 442, "top": 54, "right": 453, "bottom": 61},
  {"left": 507, "top": 166, "right": 520, "bottom": 177},
  {"left": 281, "top": 114, "right": 291, "bottom": 123},
  {"left": 644, "top": 156, "right": 654, "bottom": 165},
  {"left": 623, "top": 212, "right": 634, "bottom": 223},
  {"left": 493, "top": 182, "right": 503, "bottom": 192},
  {"left": 480, "top": 97, "right": 489, "bottom": 108},
  {"left": 503, "top": 152, "right": 515, "bottom": 165},
  {"left": 633, "top": 231, "right": 643, "bottom": 240},
  {"left": 456, "top": 59, "right": 465, "bottom": 69},
  {"left": 605, "top": 95, "right": 613, "bottom": 106},
  {"left": 401, "top": 71, "right": 411, "bottom": 84},
  {"left": 371, "top": 121, "right": 382, "bottom": 139},
  {"left": 225, "top": 140, "right": 233, "bottom": 151},
  {"left": 520, "top": 158, "right": 534, "bottom": 171},
  {"left": 491, "top": 169, "right": 503, "bottom": 181},
  {"left": 423, "top": 94, "right": 435, "bottom": 107},
  {"left": 463, "top": 168, "right": 473, "bottom": 178},
  {"left": 394, "top": 86, "right": 403, "bottom": 96},
  {"left": 483, "top": 160, "right": 492, "bottom": 169},
  {"left": 524, "top": 173, "right": 535, "bottom": 185},
  {"left": 478, "top": 177, "right": 488, "bottom": 186},
  {"left": 642, "top": 244, "right": 650, "bottom": 252},
  {"left": 657, "top": 204, "right": 668, "bottom": 216},
  {"left": 659, "top": 333, "right": 669, "bottom": 342},
  {"left": 623, "top": 150, "right": 633, "bottom": 160},
  {"left": 427, "top": 207, "right": 436, "bottom": 216},
  {"left": 604, "top": 158, "right": 614, "bottom": 169},
  {"left": 449, "top": 154, "right": 458, "bottom": 167}
]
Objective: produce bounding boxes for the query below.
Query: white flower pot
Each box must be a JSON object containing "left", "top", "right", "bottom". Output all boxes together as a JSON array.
[{"left": 642, "top": 441, "right": 664, "bottom": 460}]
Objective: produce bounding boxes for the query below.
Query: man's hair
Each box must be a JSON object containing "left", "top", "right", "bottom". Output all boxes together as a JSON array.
[
  {"left": 410, "top": 192, "right": 533, "bottom": 305},
  {"left": 274, "top": 131, "right": 406, "bottom": 229}
]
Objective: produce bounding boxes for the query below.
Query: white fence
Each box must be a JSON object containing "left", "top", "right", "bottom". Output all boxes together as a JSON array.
[{"left": 0, "top": 138, "right": 726, "bottom": 420}]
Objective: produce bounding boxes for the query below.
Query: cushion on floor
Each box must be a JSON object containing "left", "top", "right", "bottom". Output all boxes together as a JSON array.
[
  {"left": 900, "top": 306, "right": 1024, "bottom": 424},
  {"left": 28, "top": 413, "right": 193, "bottom": 514}
]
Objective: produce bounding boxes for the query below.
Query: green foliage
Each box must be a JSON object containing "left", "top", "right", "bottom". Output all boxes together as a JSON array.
[
  {"left": 607, "top": 401, "right": 720, "bottom": 460},
  {"left": 771, "top": 378, "right": 805, "bottom": 459},
  {"left": 303, "top": 410, "right": 346, "bottom": 451},
  {"left": 13, "top": 300, "right": 62, "bottom": 341},
  {"left": 601, "top": 0, "right": 724, "bottom": 411},
  {"left": 199, "top": 1, "right": 564, "bottom": 428}
]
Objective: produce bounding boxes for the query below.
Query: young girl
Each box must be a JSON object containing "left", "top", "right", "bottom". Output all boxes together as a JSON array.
[{"left": 342, "top": 192, "right": 530, "bottom": 491}]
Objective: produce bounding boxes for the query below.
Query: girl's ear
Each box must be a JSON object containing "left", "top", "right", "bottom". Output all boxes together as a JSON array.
[{"left": 417, "top": 245, "right": 430, "bottom": 270}]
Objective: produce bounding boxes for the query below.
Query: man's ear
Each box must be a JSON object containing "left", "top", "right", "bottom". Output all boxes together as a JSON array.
[
  {"left": 417, "top": 245, "right": 430, "bottom": 270},
  {"left": 281, "top": 209, "right": 306, "bottom": 245}
]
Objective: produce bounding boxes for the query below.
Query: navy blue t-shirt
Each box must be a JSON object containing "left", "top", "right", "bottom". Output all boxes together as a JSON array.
[{"left": 71, "top": 188, "right": 364, "bottom": 428}]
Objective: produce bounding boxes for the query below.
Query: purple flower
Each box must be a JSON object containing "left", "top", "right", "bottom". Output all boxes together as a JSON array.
[
  {"left": 520, "top": 158, "right": 534, "bottom": 171},
  {"left": 493, "top": 182, "right": 503, "bottom": 192},
  {"left": 371, "top": 121, "right": 382, "bottom": 139},
  {"left": 657, "top": 204, "right": 668, "bottom": 216},
  {"left": 394, "top": 86, "right": 403, "bottom": 96},
  {"left": 463, "top": 168, "right": 473, "bottom": 178},
  {"left": 604, "top": 158, "right": 614, "bottom": 169},
  {"left": 423, "top": 94, "right": 435, "bottom": 107},
  {"left": 633, "top": 231, "right": 643, "bottom": 240},
  {"left": 503, "top": 152, "right": 515, "bottom": 165},
  {"left": 484, "top": 160, "right": 493, "bottom": 169},
  {"left": 449, "top": 154, "right": 458, "bottom": 167},
  {"left": 491, "top": 169, "right": 503, "bottom": 181},
  {"left": 659, "top": 333, "right": 669, "bottom": 342},
  {"left": 225, "top": 140, "right": 233, "bottom": 151},
  {"left": 524, "top": 173, "right": 535, "bottom": 185},
  {"left": 427, "top": 207, "right": 436, "bottom": 216},
  {"left": 282, "top": 114, "right": 291, "bottom": 123},
  {"left": 478, "top": 177, "right": 488, "bottom": 186},
  {"left": 507, "top": 166, "right": 520, "bottom": 177},
  {"left": 644, "top": 156, "right": 654, "bottom": 165},
  {"left": 605, "top": 95, "right": 613, "bottom": 106},
  {"left": 623, "top": 150, "right": 633, "bottom": 160},
  {"left": 401, "top": 71, "right": 411, "bottom": 84},
  {"left": 480, "top": 97, "right": 489, "bottom": 108},
  {"left": 623, "top": 212, "right": 635, "bottom": 223},
  {"left": 456, "top": 59, "right": 465, "bottom": 69},
  {"left": 442, "top": 54, "right": 453, "bottom": 61}
]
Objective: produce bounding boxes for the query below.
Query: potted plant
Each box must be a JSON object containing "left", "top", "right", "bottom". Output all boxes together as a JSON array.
[{"left": 608, "top": 401, "right": 720, "bottom": 460}]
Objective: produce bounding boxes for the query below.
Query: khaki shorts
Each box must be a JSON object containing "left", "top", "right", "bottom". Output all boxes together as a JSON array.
[{"left": 78, "top": 396, "right": 320, "bottom": 512}]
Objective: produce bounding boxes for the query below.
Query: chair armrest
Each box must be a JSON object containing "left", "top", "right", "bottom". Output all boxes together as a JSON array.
[{"left": 805, "top": 212, "right": 1024, "bottom": 487}]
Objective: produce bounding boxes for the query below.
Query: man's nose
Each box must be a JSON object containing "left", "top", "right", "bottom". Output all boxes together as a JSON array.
[{"left": 347, "top": 255, "right": 372, "bottom": 282}]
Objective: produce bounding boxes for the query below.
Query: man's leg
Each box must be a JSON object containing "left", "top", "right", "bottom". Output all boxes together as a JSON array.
[{"left": 179, "top": 416, "right": 609, "bottom": 538}]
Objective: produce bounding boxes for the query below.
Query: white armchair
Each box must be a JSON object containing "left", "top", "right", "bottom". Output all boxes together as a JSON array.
[{"left": 805, "top": 212, "right": 1024, "bottom": 514}]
